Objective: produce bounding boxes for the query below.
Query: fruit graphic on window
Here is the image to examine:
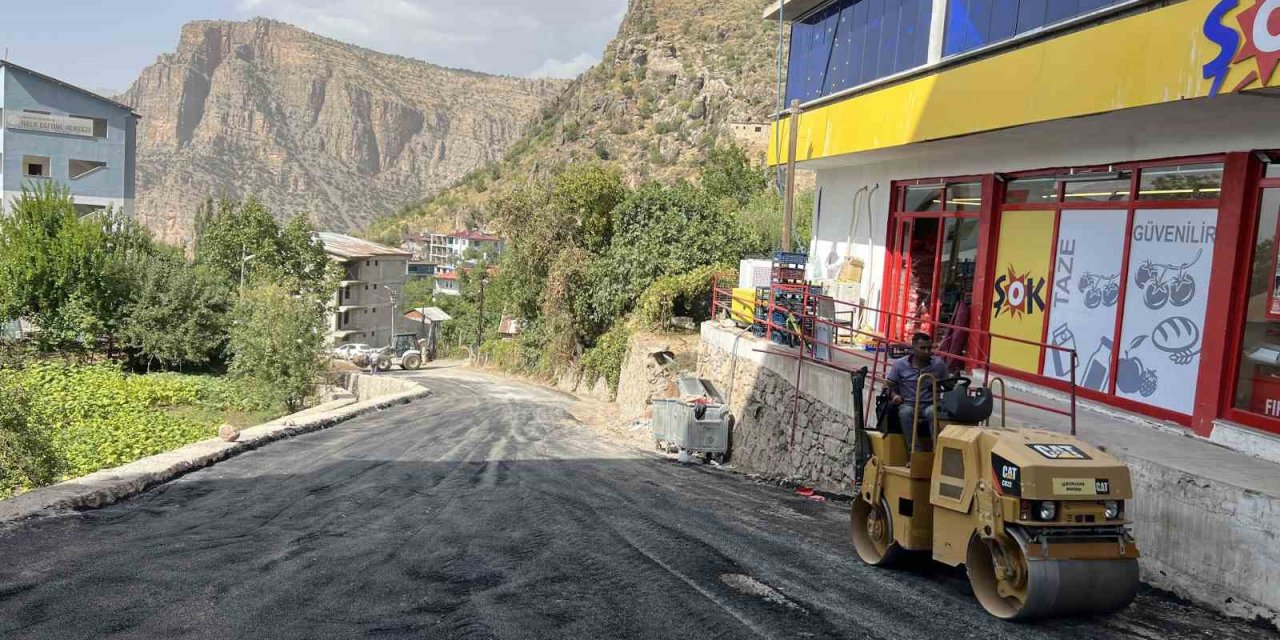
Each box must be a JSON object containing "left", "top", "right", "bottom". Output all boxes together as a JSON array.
[{"left": 1133, "top": 250, "right": 1202, "bottom": 311}]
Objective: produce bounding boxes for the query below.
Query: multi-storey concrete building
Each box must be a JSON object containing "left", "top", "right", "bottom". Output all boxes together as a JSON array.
[
  {"left": 0, "top": 61, "right": 138, "bottom": 216},
  {"left": 318, "top": 232, "right": 410, "bottom": 347}
]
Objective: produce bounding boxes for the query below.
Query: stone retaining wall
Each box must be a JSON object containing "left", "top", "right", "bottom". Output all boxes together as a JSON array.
[
  {"left": 696, "top": 324, "right": 857, "bottom": 494},
  {"left": 335, "top": 371, "right": 426, "bottom": 402}
]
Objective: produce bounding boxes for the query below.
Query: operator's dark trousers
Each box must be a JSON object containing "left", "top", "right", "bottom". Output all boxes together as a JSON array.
[{"left": 897, "top": 402, "right": 936, "bottom": 452}]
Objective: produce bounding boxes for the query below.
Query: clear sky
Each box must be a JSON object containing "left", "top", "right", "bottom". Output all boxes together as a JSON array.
[{"left": 0, "top": 0, "right": 629, "bottom": 96}]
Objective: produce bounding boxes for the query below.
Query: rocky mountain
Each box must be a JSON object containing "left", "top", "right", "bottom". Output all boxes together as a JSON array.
[
  {"left": 368, "top": 0, "right": 787, "bottom": 240},
  {"left": 120, "top": 19, "right": 566, "bottom": 245}
]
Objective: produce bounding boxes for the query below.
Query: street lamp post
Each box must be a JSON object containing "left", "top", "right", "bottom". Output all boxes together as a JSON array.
[
  {"left": 378, "top": 284, "right": 398, "bottom": 349},
  {"left": 474, "top": 277, "right": 487, "bottom": 358}
]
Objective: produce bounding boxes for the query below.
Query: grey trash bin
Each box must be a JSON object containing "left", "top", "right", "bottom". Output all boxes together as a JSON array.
[{"left": 652, "top": 385, "right": 731, "bottom": 458}]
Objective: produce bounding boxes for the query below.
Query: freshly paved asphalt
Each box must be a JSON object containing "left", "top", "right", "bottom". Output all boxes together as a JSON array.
[{"left": 0, "top": 366, "right": 1272, "bottom": 639}]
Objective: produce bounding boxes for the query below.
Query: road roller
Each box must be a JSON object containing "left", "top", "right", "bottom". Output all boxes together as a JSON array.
[{"left": 847, "top": 369, "right": 1139, "bottom": 620}]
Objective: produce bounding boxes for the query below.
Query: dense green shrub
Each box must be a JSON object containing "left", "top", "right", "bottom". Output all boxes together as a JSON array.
[
  {"left": 635, "top": 264, "right": 725, "bottom": 329},
  {"left": 0, "top": 382, "right": 58, "bottom": 498},
  {"left": 580, "top": 181, "right": 748, "bottom": 331},
  {"left": 228, "top": 282, "right": 327, "bottom": 412},
  {"left": 122, "top": 252, "right": 232, "bottom": 371},
  {"left": 581, "top": 324, "right": 632, "bottom": 394}
]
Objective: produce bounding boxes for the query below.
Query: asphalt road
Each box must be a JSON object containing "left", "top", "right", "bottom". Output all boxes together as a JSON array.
[{"left": 0, "top": 366, "right": 1273, "bottom": 639}]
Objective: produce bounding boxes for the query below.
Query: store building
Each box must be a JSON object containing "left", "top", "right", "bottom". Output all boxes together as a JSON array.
[
  {"left": 1, "top": 61, "right": 138, "bottom": 216},
  {"left": 768, "top": 0, "right": 1280, "bottom": 443}
]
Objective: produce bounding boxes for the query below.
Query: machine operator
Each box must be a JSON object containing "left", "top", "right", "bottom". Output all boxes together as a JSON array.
[{"left": 887, "top": 332, "right": 950, "bottom": 451}]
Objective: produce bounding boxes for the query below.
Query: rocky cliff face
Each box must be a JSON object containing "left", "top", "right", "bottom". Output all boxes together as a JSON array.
[
  {"left": 369, "top": 0, "right": 786, "bottom": 240},
  {"left": 121, "top": 19, "right": 565, "bottom": 245}
]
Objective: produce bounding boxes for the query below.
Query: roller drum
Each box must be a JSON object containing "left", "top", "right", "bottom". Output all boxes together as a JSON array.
[
  {"left": 1017, "top": 558, "right": 1139, "bottom": 619},
  {"left": 968, "top": 535, "right": 1139, "bottom": 620}
]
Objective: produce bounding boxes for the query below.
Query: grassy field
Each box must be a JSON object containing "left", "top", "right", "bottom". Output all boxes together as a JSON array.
[{"left": 0, "top": 362, "right": 284, "bottom": 498}]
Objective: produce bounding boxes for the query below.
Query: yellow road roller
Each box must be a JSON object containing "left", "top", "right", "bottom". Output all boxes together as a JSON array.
[{"left": 847, "top": 369, "right": 1139, "bottom": 620}]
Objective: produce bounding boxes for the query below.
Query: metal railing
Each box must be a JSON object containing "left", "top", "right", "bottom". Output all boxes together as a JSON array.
[{"left": 710, "top": 273, "right": 1079, "bottom": 438}]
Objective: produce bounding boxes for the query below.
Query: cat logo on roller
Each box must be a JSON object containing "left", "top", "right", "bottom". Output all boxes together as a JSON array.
[
  {"left": 846, "top": 368, "right": 1138, "bottom": 621},
  {"left": 1029, "top": 443, "right": 1092, "bottom": 460},
  {"left": 993, "top": 454, "right": 1022, "bottom": 496}
]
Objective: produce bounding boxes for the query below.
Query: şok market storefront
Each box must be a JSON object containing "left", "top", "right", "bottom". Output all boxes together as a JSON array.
[
  {"left": 883, "top": 155, "right": 1280, "bottom": 436},
  {"left": 771, "top": 0, "right": 1280, "bottom": 439}
]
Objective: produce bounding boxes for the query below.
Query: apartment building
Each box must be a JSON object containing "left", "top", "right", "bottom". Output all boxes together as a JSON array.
[
  {"left": 414, "top": 230, "right": 504, "bottom": 264},
  {"left": 318, "top": 232, "right": 410, "bottom": 347},
  {"left": 1, "top": 61, "right": 138, "bottom": 216}
]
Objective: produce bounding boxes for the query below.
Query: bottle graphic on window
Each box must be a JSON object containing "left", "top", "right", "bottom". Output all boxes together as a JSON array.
[
  {"left": 1082, "top": 337, "right": 1113, "bottom": 392},
  {"left": 1049, "top": 323, "right": 1077, "bottom": 377}
]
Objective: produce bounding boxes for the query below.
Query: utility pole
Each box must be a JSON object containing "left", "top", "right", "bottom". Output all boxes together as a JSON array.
[
  {"left": 474, "top": 277, "right": 487, "bottom": 357},
  {"left": 387, "top": 288, "right": 398, "bottom": 349},
  {"left": 782, "top": 98, "right": 800, "bottom": 252}
]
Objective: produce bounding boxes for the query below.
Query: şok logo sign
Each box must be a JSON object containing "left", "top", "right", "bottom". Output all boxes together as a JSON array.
[
  {"left": 989, "top": 210, "right": 1055, "bottom": 373},
  {"left": 1204, "top": 0, "right": 1280, "bottom": 95},
  {"left": 993, "top": 266, "right": 1046, "bottom": 319}
]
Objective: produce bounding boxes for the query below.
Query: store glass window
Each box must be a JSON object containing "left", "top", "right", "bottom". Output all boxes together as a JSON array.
[
  {"left": 1232, "top": 188, "right": 1280, "bottom": 419},
  {"left": 937, "top": 217, "right": 981, "bottom": 332},
  {"left": 1004, "top": 177, "right": 1057, "bottom": 204},
  {"left": 1138, "top": 163, "right": 1223, "bottom": 200},
  {"left": 904, "top": 185, "right": 944, "bottom": 212},
  {"left": 946, "top": 182, "right": 983, "bottom": 211},
  {"left": 1063, "top": 171, "right": 1132, "bottom": 203},
  {"left": 785, "top": 0, "right": 932, "bottom": 103},
  {"left": 944, "top": 0, "right": 1128, "bottom": 57}
]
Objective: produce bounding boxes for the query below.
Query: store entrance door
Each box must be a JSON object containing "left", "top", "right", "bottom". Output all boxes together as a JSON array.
[{"left": 888, "top": 214, "right": 981, "bottom": 354}]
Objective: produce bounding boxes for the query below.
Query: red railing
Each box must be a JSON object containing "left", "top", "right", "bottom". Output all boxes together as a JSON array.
[{"left": 711, "top": 273, "right": 1079, "bottom": 439}]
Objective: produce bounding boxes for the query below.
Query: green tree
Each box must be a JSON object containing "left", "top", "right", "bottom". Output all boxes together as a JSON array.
[
  {"left": 195, "top": 198, "right": 333, "bottom": 296},
  {"left": 736, "top": 188, "right": 814, "bottom": 254},
  {"left": 702, "top": 145, "right": 767, "bottom": 207},
  {"left": 228, "top": 281, "right": 327, "bottom": 411},
  {"left": 0, "top": 183, "right": 150, "bottom": 349},
  {"left": 549, "top": 163, "right": 625, "bottom": 253},
  {"left": 122, "top": 252, "right": 232, "bottom": 371},
  {"left": 402, "top": 278, "right": 436, "bottom": 311},
  {"left": 580, "top": 182, "right": 748, "bottom": 331}
]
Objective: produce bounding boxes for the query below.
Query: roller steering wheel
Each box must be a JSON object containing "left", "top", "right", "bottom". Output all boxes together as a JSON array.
[{"left": 937, "top": 375, "right": 970, "bottom": 392}]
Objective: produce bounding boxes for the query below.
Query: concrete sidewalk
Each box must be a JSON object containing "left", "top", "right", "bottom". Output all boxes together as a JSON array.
[{"left": 697, "top": 321, "right": 1280, "bottom": 625}]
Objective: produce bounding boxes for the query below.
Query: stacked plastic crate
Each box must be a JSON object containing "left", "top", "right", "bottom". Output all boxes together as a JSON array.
[{"left": 758, "top": 252, "right": 822, "bottom": 348}]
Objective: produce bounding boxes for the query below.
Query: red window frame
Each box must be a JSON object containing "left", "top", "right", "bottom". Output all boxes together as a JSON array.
[
  {"left": 992, "top": 154, "right": 1226, "bottom": 426},
  {"left": 1220, "top": 153, "right": 1280, "bottom": 435},
  {"left": 882, "top": 154, "right": 1259, "bottom": 430}
]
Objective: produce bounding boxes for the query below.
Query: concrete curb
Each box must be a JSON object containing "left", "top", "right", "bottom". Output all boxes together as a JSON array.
[{"left": 0, "top": 379, "right": 430, "bottom": 526}]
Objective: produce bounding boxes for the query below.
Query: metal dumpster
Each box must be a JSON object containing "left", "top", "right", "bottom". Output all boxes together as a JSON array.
[
  {"left": 652, "top": 399, "right": 731, "bottom": 454},
  {"left": 652, "top": 374, "right": 731, "bottom": 458}
]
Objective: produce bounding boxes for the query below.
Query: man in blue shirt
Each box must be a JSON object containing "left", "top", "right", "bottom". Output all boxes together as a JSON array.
[{"left": 886, "top": 332, "right": 950, "bottom": 451}]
